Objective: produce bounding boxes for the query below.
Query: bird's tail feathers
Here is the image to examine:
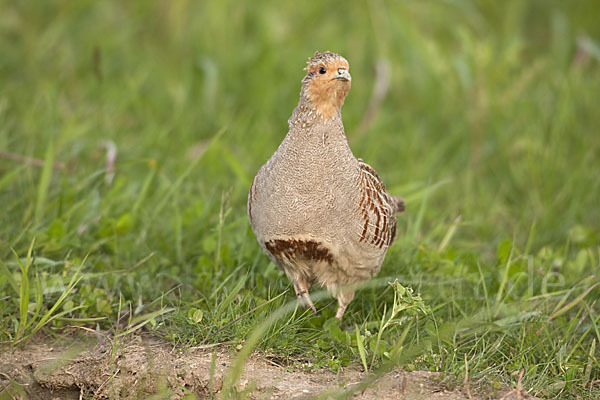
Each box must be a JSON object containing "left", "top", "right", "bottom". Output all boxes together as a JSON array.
[{"left": 392, "top": 196, "right": 405, "bottom": 213}]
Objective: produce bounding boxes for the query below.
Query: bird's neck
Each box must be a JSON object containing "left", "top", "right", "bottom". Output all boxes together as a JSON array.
[{"left": 288, "top": 89, "right": 343, "bottom": 132}]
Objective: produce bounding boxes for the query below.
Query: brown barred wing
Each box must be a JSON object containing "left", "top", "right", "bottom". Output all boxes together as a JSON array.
[{"left": 357, "top": 159, "right": 398, "bottom": 248}]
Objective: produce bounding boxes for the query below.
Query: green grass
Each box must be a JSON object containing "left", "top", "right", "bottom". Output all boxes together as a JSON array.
[{"left": 1, "top": 0, "right": 599, "bottom": 398}]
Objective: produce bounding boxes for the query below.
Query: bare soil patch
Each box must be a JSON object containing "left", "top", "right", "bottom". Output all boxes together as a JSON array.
[{"left": 0, "top": 334, "right": 539, "bottom": 399}]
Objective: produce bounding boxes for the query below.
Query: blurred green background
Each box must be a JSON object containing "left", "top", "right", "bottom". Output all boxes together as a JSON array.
[
  {"left": 1, "top": 1, "right": 599, "bottom": 398},
  {"left": 1, "top": 0, "right": 599, "bottom": 245}
]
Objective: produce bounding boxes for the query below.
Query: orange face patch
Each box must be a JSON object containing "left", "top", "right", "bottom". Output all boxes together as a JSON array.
[{"left": 305, "top": 59, "right": 351, "bottom": 119}]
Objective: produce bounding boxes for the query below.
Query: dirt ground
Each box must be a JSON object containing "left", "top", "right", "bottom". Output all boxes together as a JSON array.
[{"left": 0, "top": 334, "right": 539, "bottom": 400}]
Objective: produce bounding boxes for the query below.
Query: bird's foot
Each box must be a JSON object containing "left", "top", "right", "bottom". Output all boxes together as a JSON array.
[
  {"left": 293, "top": 281, "right": 317, "bottom": 313},
  {"left": 335, "top": 289, "right": 355, "bottom": 321},
  {"left": 300, "top": 291, "right": 317, "bottom": 313},
  {"left": 335, "top": 303, "right": 348, "bottom": 320}
]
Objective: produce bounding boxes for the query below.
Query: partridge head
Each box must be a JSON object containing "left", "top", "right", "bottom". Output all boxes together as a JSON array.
[{"left": 302, "top": 52, "right": 352, "bottom": 118}]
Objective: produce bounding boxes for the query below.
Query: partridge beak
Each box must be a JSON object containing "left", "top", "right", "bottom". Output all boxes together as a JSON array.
[{"left": 333, "top": 69, "right": 351, "bottom": 82}]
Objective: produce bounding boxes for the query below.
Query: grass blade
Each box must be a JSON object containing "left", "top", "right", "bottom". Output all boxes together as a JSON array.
[
  {"left": 216, "top": 276, "right": 246, "bottom": 315},
  {"left": 547, "top": 282, "right": 600, "bottom": 322},
  {"left": 13, "top": 239, "right": 35, "bottom": 340},
  {"left": 15, "top": 255, "right": 87, "bottom": 344},
  {"left": 34, "top": 141, "right": 54, "bottom": 224},
  {"left": 356, "top": 325, "right": 369, "bottom": 373},
  {"left": 116, "top": 307, "right": 174, "bottom": 337}
]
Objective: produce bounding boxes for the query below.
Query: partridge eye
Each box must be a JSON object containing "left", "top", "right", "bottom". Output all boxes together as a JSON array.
[{"left": 318, "top": 66, "right": 326, "bottom": 74}]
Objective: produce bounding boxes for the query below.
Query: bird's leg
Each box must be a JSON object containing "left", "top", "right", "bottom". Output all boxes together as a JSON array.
[
  {"left": 293, "top": 280, "right": 317, "bottom": 313},
  {"left": 335, "top": 289, "right": 355, "bottom": 320}
]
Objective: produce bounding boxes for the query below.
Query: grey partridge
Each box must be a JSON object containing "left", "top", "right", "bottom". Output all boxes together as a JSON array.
[{"left": 248, "top": 51, "right": 404, "bottom": 320}]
